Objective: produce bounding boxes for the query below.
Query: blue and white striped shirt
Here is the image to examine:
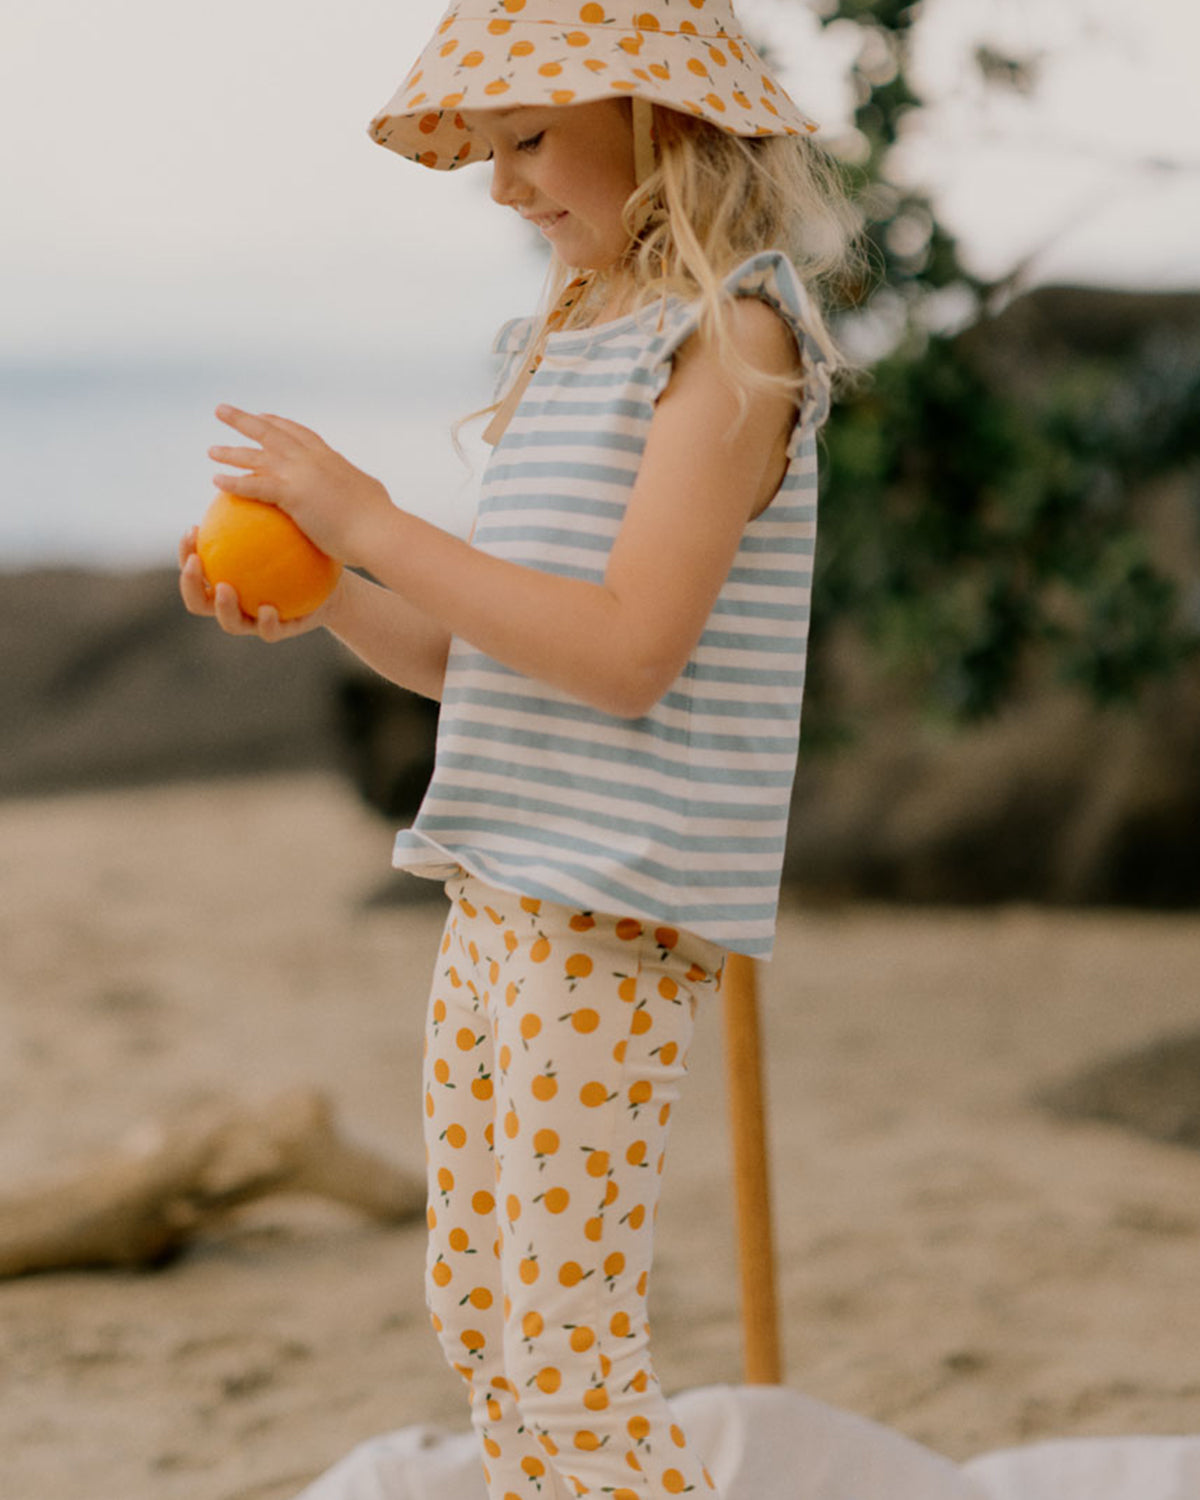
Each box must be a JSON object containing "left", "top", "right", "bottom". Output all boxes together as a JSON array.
[{"left": 393, "top": 251, "right": 829, "bottom": 958}]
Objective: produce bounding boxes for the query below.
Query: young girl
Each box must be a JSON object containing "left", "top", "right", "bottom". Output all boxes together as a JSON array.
[{"left": 181, "top": 5, "right": 857, "bottom": 1495}]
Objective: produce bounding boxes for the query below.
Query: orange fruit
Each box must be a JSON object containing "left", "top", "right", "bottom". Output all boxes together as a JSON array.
[{"left": 196, "top": 492, "right": 342, "bottom": 620}]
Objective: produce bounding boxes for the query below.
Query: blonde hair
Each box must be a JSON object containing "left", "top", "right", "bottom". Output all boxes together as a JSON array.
[{"left": 468, "top": 103, "right": 863, "bottom": 437}]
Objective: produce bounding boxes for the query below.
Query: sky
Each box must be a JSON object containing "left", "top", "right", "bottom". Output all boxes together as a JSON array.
[
  {"left": 4, "top": 0, "right": 1198, "bottom": 368},
  {"left": 1, "top": 1, "right": 1197, "bottom": 565}
]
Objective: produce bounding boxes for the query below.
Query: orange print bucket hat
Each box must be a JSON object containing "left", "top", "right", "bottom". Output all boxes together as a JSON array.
[{"left": 369, "top": 0, "right": 818, "bottom": 171}]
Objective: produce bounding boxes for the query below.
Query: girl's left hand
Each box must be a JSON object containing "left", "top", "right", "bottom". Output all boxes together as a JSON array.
[{"left": 209, "top": 404, "right": 392, "bottom": 566}]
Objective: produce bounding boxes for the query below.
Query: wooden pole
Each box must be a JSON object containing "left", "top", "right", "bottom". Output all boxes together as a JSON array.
[{"left": 722, "top": 951, "right": 783, "bottom": 1384}]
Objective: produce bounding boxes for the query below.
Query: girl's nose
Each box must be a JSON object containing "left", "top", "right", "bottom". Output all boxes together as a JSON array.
[{"left": 489, "top": 153, "right": 526, "bottom": 209}]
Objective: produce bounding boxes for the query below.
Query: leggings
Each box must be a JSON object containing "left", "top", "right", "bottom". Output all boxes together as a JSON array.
[{"left": 422, "top": 873, "right": 726, "bottom": 1500}]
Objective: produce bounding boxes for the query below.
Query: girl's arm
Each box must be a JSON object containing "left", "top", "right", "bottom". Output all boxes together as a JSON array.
[
  {"left": 323, "top": 570, "right": 450, "bottom": 702},
  {"left": 179, "top": 533, "right": 451, "bottom": 701},
  {"left": 209, "top": 299, "right": 799, "bottom": 719}
]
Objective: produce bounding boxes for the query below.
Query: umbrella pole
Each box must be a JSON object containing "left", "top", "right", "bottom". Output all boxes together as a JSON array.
[{"left": 721, "top": 952, "right": 783, "bottom": 1384}]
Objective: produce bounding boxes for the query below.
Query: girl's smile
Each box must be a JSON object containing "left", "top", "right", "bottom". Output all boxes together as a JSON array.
[
  {"left": 522, "top": 209, "right": 568, "bottom": 235},
  {"left": 461, "top": 101, "right": 639, "bottom": 272}
]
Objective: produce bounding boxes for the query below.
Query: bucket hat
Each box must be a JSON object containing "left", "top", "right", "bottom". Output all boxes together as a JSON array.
[{"left": 368, "top": 1, "right": 817, "bottom": 171}]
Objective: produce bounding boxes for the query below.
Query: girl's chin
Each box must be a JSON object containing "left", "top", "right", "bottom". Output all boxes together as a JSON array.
[{"left": 556, "top": 242, "right": 628, "bottom": 275}]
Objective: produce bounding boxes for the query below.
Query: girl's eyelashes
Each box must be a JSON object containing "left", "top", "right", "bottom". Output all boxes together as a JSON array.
[{"left": 516, "top": 131, "right": 545, "bottom": 153}]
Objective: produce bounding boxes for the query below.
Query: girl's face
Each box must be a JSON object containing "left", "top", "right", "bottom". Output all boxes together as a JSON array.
[{"left": 462, "top": 100, "right": 639, "bottom": 272}]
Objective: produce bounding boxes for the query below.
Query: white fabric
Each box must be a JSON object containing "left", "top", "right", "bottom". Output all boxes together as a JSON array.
[
  {"left": 295, "top": 1384, "right": 1200, "bottom": 1500},
  {"left": 295, "top": 1384, "right": 979, "bottom": 1500},
  {"left": 962, "top": 1434, "right": 1200, "bottom": 1499}
]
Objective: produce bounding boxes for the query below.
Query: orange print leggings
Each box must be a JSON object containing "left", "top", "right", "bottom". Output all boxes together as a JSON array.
[{"left": 422, "top": 873, "right": 726, "bottom": 1500}]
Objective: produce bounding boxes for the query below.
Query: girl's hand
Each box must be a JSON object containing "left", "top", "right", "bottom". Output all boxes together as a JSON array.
[
  {"left": 208, "top": 404, "right": 393, "bottom": 567},
  {"left": 178, "top": 526, "right": 338, "bottom": 642}
]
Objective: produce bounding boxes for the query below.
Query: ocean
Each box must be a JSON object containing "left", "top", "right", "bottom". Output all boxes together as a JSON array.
[{"left": 0, "top": 352, "right": 495, "bottom": 571}]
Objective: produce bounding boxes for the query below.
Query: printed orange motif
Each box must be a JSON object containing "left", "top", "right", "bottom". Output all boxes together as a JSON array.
[
  {"left": 421, "top": 880, "right": 720, "bottom": 1494},
  {"left": 368, "top": 0, "right": 819, "bottom": 171}
]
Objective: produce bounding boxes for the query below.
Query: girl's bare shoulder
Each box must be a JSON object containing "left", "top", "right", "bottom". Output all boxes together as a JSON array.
[{"left": 672, "top": 293, "right": 803, "bottom": 382}]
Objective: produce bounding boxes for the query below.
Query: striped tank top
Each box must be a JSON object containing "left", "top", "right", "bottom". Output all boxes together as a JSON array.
[{"left": 393, "top": 250, "right": 830, "bottom": 958}]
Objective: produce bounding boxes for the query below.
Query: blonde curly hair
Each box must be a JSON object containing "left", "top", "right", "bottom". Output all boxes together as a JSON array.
[{"left": 468, "top": 102, "right": 863, "bottom": 439}]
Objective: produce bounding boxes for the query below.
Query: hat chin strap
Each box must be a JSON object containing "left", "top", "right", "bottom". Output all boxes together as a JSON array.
[
  {"left": 632, "top": 97, "right": 656, "bottom": 188},
  {"left": 482, "top": 274, "right": 595, "bottom": 447}
]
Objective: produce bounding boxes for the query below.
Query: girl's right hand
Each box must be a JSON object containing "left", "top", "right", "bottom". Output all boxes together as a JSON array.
[{"left": 177, "top": 526, "right": 337, "bottom": 642}]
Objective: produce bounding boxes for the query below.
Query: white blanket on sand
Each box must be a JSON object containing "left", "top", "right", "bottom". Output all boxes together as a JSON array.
[{"left": 296, "top": 1384, "right": 1200, "bottom": 1500}]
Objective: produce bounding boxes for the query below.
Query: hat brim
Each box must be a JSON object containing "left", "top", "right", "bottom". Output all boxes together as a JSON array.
[{"left": 368, "top": 14, "right": 817, "bottom": 170}]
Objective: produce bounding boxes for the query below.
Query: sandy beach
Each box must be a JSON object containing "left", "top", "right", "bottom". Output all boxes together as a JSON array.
[{"left": 3, "top": 770, "right": 1200, "bottom": 1498}]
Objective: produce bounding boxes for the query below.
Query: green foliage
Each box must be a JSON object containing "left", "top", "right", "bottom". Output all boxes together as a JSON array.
[
  {"left": 799, "top": 0, "right": 1199, "bottom": 724},
  {"left": 812, "top": 330, "right": 1200, "bottom": 723}
]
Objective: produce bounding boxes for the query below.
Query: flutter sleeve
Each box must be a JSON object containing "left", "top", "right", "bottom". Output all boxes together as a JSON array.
[
  {"left": 649, "top": 250, "right": 834, "bottom": 432},
  {"left": 491, "top": 315, "right": 537, "bottom": 403}
]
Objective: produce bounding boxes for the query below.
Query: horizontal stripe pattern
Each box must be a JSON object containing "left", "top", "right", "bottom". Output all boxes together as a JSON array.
[{"left": 394, "top": 252, "right": 830, "bottom": 959}]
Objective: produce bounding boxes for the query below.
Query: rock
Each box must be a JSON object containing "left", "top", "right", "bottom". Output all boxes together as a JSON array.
[{"left": 1038, "top": 1032, "right": 1200, "bottom": 1151}]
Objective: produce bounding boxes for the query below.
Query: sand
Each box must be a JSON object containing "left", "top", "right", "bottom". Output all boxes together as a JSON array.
[{"left": 3, "top": 771, "right": 1200, "bottom": 1500}]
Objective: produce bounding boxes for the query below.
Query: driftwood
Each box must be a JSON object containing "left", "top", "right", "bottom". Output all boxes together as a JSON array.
[{"left": 0, "top": 1087, "right": 424, "bottom": 1277}]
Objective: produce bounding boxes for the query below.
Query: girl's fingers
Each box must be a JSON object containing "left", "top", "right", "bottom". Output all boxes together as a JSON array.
[
  {"left": 213, "top": 470, "right": 273, "bottom": 501},
  {"left": 179, "top": 552, "right": 214, "bottom": 615},
  {"left": 215, "top": 403, "right": 268, "bottom": 432},
  {"left": 256, "top": 604, "right": 284, "bottom": 641},
  {"left": 216, "top": 404, "right": 312, "bottom": 451},
  {"left": 208, "top": 443, "right": 263, "bottom": 469},
  {"left": 214, "top": 404, "right": 294, "bottom": 452},
  {"left": 260, "top": 413, "right": 324, "bottom": 448},
  {"left": 215, "top": 404, "right": 268, "bottom": 439},
  {"left": 181, "top": 535, "right": 309, "bottom": 641},
  {"left": 212, "top": 581, "right": 256, "bottom": 634}
]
